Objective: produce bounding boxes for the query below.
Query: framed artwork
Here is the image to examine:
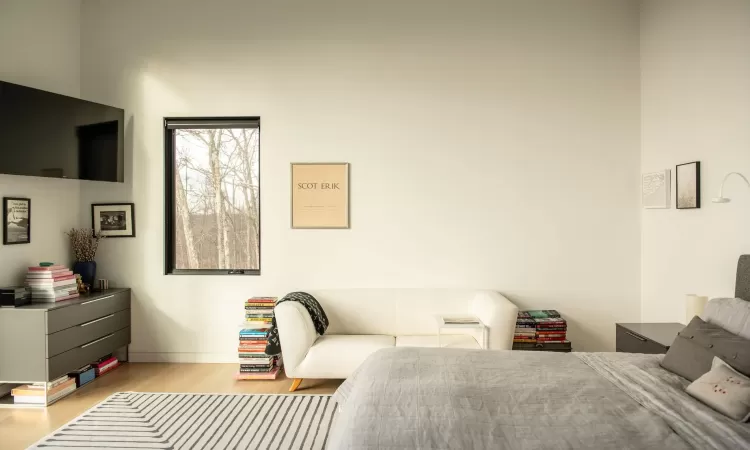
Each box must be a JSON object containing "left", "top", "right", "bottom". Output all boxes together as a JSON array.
[
  {"left": 291, "top": 163, "right": 350, "bottom": 229},
  {"left": 3, "top": 197, "right": 30, "bottom": 245},
  {"left": 676, "top": 161, "right": 701, "bottom": 209},
  {"left": 642, "top": 169, "right": 671, "bottom": 209},
  {"left": 92, "top": 203, "right": 136, "bottom": 237}
]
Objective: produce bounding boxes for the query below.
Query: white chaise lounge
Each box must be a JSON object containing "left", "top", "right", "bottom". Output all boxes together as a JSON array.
[{"left": 274, "top": 289, "right": 518, "bottom": 391}]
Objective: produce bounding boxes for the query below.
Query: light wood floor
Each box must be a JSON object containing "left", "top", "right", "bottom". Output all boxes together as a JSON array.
[{"left": 0, "top": 363, "right": 341, "bottom": 450}]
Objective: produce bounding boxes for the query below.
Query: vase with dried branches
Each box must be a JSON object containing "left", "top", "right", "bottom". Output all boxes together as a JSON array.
[{"left": 66, "top": 228, "right": 104, "bottom": 288}]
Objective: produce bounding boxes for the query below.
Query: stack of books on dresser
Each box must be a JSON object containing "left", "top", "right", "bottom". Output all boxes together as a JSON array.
[
  {"left": 11, "top": 375, "right": 76, "bottom": 405},
  {"left": 25, "top": 265, "right": 79, "bottom": 302},
  {"left": 236, "top": 297, "right": 282, "bottom": 380}
]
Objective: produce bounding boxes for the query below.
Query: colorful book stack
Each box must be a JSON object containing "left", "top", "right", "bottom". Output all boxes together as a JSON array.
[
  {"left": 245, "top": 297, "right": 276, "bottom": 326},
  {"left": 533, "top": 312, "right": 568, "bottom": 344},
  {"left": 514, "top": 310, "right": 569, "bottom": 344},
  {"left": 514, "top": 313, "right": 537, "bottom": 343},
  {"left": 11, "top": 375, "right": 76, "bottom": 405},
  {"left": 25, "top": 264, "right": 79, "bottom": 302},
  {"left": 236, "top": 297, "right": 282, "bottom": 380},
  {"left": 94, "top": 355, "right": 120, "bottom": 376}
]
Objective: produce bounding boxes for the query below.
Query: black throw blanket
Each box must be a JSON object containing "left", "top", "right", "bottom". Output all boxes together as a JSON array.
[{"left": 265, "top": 292, "right": 328, "bottom": 356}]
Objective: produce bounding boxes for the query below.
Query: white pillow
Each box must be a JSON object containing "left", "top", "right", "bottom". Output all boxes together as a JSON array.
[
  {"left": 702, "top": 298, "right": 750, "bottom": 340},
  {"left": 686, "top": 357, "right": 750, "bottom": 422}
]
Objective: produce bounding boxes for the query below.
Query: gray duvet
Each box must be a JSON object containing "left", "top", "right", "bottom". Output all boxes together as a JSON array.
[{"left": 328, "top": 348, "right": 750, "bottom": 450}]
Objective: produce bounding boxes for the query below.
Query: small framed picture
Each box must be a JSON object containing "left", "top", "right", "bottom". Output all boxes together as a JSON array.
[
  {"left": 642, "top": 169, "right": 671, "bottom": 209},
  {"left": 676, "top": 161, "right": 701, "bottom": 209},
  {"left": 92, "top": 203, "right": 136, "bottom": 237},
  {"left": 3, "top": 197, "right": 31, "bottom": 245}
]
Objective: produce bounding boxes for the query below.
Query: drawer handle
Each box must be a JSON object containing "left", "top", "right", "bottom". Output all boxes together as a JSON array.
[
  {"left": 81, "top": 295, "right": 115, "bottom": 306},
  {"left": 81, "top": 333, "right": 114, "bottom": 348},
  {"left": 80, "top": 314, "right": 115, "bottom": 327},
  {"left": 626, "top": 331, "right": 647, "bottom": 342}
]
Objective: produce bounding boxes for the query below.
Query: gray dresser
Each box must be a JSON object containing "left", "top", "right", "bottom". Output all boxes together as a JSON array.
[{"left": 0, "top": 289, "right": 131, "bottom": 383}]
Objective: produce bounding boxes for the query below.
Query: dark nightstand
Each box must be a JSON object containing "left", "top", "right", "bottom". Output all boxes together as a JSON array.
[{"left": 616, "top": 323, "right": 684, "bottom": 354}]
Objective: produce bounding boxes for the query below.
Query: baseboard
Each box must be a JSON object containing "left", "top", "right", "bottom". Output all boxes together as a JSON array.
[{"left": 129, "top": 352, "right": 238, "bottom": 363}]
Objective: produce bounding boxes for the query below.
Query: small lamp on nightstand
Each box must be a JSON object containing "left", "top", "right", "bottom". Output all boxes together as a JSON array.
[
  {"left": 685, "top": 294, "right": 708, "bottom": 323},
  {"left": 712, "top": 172, "right": 750, "bottom": 203}
]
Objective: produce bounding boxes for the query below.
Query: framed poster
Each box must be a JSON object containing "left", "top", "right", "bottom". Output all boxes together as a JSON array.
[
  {"left": 291, "top": 163, "right": 349, "bottom": 229},
  {"left": 676, "top": 161, "right": 701, "bottom": 209},
  {"left": 3, "top": 197, "right": 30, "bottom": 245},
  {"left": 642, "top": 169, "right": 670, "bottom": 209},
  {"left": 92, "top": 203, "right": 136, "bottom": 237}
]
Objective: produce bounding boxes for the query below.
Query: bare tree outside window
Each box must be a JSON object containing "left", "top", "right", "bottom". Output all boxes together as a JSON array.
[{"left": 165, "top": 118, "right": 260, "bottom": 274}]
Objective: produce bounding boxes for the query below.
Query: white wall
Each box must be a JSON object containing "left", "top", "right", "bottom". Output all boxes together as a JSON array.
[
  {"left": 0, "top": 0, "right": 82, "bottom": 285},
  {"left": 80, "top": 0, "right": 641, "bottom": 360},
  {"left": 641, "top": 0, "right": 750, "bottom": 323}
]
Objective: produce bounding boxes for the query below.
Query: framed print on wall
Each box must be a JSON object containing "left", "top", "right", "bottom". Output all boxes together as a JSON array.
[
  {"left": 291, "top": 163, "right": 350, "bottom": 229},
  {"left": 676, "top": 161, "right": 701, "bottom": 209},
  {"left": 642, "top": 169, "right": 671, "bottom": 209},
  {"left": 3, "top": 197, "right": 30, "bottom": 245},
  {"left": 92, "top": 203, "right": 136, "bottom": 237}
]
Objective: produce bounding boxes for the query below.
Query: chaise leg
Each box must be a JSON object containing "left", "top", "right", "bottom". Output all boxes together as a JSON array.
[{"left": 289, "top": 378, "right": 303, "bottom": 392}]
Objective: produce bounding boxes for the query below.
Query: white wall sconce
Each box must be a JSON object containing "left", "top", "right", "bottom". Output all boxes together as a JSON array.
[{"left": 712, "top": 172, "right": 750, "bottom": 203}]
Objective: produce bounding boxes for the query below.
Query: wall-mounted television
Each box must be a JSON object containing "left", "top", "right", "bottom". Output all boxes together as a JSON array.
[{"left": 0, "top": 80, "right": 124, "bottom": 182}]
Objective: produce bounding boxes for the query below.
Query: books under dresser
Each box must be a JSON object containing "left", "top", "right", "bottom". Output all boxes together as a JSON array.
[{"left": 0, "top": 288, "right": 131, "bottom": 407}]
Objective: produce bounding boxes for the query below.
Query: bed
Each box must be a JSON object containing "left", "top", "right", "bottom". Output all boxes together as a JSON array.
[{"left": 327, "top": 256, "right": 750, "bottom": 450}]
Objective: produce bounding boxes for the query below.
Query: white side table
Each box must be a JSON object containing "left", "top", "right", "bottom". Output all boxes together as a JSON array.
[{"left": 435, "top": 315, "right": 488, "bottom": 349}]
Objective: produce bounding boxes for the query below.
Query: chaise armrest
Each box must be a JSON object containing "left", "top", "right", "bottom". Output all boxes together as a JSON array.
[
  {"left": 275, "top": 302, "right": 319, "bottom": 377},
  {"left": 470, "top": 291, "right": 518, "bottom": 350}
]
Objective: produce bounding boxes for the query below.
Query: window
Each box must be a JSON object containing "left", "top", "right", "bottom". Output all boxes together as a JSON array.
[{"left": 164, "top": 117, "right": 260, "bottom": 275}]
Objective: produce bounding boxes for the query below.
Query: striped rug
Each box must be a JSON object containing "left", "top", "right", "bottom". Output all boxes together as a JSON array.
[{"left": 31, "top": 392, "right": 338, "bottom": 449}]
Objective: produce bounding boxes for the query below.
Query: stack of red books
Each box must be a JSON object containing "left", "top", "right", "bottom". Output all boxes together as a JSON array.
[
  {"left": 534, "top": 316, "right": 568, "bottom": 344},
  {"left": 94, "top": 355, "right": 120, "bottom": 376},
  {"left": 514, "top": 310, "right": 570, "bottom": 344}
]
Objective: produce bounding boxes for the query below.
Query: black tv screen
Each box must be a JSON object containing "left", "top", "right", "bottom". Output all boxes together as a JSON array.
[{"left": 0, "top": 80, "right": 124, "bottom": 182}]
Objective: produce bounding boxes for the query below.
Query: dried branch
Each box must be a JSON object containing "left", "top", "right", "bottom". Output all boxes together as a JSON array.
[{"left": 66, "top": 228, "right": 105, "bottom": 262}]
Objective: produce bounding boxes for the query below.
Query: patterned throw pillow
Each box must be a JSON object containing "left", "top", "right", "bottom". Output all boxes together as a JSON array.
[{"left": 686, "top": 357, "right": 750, "bottom": 422}]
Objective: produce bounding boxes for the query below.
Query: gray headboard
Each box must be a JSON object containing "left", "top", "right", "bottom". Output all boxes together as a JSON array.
[{"left": 737, "top": 255, "right": 750, "bottom": 301}]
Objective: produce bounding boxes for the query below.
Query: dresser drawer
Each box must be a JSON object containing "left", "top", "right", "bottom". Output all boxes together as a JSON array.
[
  {"left": 47, "top": 291, "right": 130, "bottom": 334},
  {"left": 47, "top": 327, "right": 130, "bottom": 380},
  {"left": 616, "top": 326, "right": 668, "bottom": 354},
  {"left": 47, "top": 309, "right": 130, "bottom": 357}
]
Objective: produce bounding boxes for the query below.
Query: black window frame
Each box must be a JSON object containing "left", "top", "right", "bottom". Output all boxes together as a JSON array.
[{"left": 164, "top": 116, "right": 261, "bottom": 275}]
